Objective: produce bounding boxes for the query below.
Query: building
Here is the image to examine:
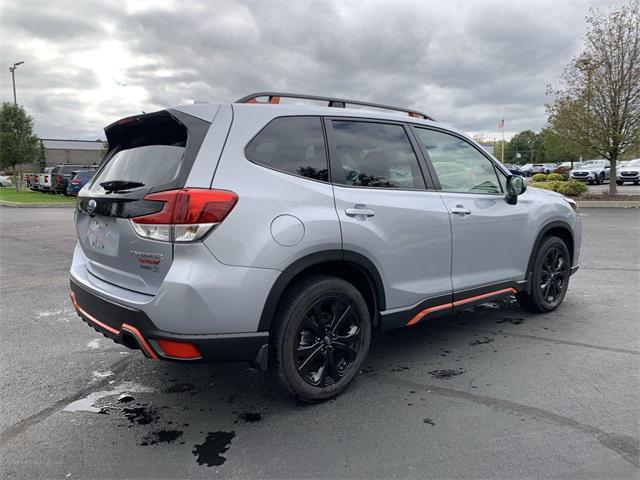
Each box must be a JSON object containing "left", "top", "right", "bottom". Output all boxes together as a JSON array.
[{"left": 41, "top": 139, "right": 105, "bottom": 167}]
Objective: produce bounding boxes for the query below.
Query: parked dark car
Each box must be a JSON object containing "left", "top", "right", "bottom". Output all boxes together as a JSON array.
[
  {"left": 503, "top": 164, "right": 523, "bottom": 176},
  {"left": 66, "top": 170, "right": 96, "bottom": 196},
  {"left": 52, "top": 164, "right": 95, "bottom": 194}
]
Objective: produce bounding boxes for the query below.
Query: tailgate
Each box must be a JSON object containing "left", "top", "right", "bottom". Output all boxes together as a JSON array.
[{"left": 76, "top": 109, "right": 211, "bottom": 295}]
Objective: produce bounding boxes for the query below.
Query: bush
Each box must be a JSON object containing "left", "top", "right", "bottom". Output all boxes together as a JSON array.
[
  {"left": 557, "top": 180, "right": 587, "bottom": 197},
  {"left": 531, "top": 173, "right": 548, "bottom": 182},
  {"left": 546, "top": 173, "right": 564, "bottom": 182}
]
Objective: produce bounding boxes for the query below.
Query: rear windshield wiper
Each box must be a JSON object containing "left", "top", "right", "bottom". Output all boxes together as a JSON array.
[{"left": 100, "top": 180, "right": 145, "bottom": 193}]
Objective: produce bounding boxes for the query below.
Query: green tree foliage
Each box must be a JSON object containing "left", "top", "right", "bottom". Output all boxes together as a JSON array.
[
  {"left": 504, "top": 130, "right": 545, "bottom": 164},
  {"left": 546, "top": 1, "right": 640, "bottom": 195},
  {"left": 37, "top": 139, "right": 46, "bottom": 171},
  {"left": 0, "top": 103, "right": 39, "bottom": 189}
]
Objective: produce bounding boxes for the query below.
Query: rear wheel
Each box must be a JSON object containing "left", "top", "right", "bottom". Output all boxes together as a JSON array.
[
  {"left": 270, "top": 276, "right": 371, "bottom": 402},
  {"left": 616, "top": 180, "right": 624, "bottom": 185},
  {"left": 517, "top": 235, "right": 571, "bottom": 313}
]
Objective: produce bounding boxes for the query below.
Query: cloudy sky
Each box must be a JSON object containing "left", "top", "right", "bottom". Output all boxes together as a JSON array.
[{"left": 0, "top": 0, "right": 626, "bottom": 140}]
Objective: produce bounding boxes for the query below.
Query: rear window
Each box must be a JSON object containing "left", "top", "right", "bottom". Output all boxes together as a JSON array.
[
  {"left": 89, "top": 113, "right": 188, "bottom": 195},
  {"left": 89, "top": 145, "right": 185, "bottom": 194},
  {"left": 246, "top": 116, "right": 328, "bottom": 182}
]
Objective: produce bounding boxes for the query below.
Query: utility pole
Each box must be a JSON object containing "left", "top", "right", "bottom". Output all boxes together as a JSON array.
[{"left": 9, "top": 61, "right": 24, "bottom": 105}]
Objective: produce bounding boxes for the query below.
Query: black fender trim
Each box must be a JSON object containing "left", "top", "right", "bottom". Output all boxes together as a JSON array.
[
  {"left": 257, "top": 250, "right": 386, "bottom": 332},
  {"left": 525, "top": 220, "right": 575, "bottom": 290}
]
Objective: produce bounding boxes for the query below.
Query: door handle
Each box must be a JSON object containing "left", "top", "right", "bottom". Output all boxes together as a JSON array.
[
  {"left": 345, "top": 205, "right": 375, "bottom": 217},
  {"left": 451, "top": 205, "right": 471, "bottom": 216}
]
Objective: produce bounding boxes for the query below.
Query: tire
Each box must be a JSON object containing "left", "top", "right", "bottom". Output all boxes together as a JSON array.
[
  {"left": 597, "top": 172, "right": 604, "bottom": 185},
  {"left": 517, "top": 235, "right": 571, "bottom": 313},
  {"left": 588, "top": 181, "right": 594, "bottom": 185},
  {"left": 616, "top": 180, "right": 624, "bottom": 185},
  {"left": 270, "top": 276, "right": 372, "bottom": 402},
  {"left": 634, "top": 181, "right": 639, "bottom": 185}
]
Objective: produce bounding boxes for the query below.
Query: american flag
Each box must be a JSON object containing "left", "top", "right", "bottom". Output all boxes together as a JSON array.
[{"left": 498, "top": 118, "right": 505, "bottom": 129}]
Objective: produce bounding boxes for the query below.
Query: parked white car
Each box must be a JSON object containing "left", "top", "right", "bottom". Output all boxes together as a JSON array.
[
  {"left": 569, "top": 159, "right": 611, "bottom": 185},
  {"left": 0, "top": 175, "right": 13, "bottom": 187},
  {"left": 616, "top": 159, "right": 640, "bottom": 185}
]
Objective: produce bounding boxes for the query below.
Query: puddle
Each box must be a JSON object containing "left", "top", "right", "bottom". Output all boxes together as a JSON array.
[
  {"left": 140, "top": 430, "right": 183, "bottom": 446},
  {"left": 497, "top": 316, "right": 525, "bottom": 325},
  {"left": 63, "top": 383, "right": 153, "bottom": 413},
  {"left": 193, "top": 431, "right": 236, "bottom": 467},
  {"left": 428, "top": 368, "right": 466, "bottom": 379},
  {"left": 122, "top": 405, "right": 159, "bottom": 426},
  {"left": 238, "top": 412, "right": 262, "bottom": 423},
  {"left": 469, "top": 337, "right": 494, "bottom": 346},
  {"left": 164, "top": 382, "right": 195, "bottom": 393}
]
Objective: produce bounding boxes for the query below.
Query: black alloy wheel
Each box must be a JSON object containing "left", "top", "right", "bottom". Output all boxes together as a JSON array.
[{"left": 294, "top": 296, "right": 361, "bottom": 387}]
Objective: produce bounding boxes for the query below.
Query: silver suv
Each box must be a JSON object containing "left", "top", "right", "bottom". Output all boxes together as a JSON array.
[{"left": 70, "top": 92, "right": 582, "bottom": 401}]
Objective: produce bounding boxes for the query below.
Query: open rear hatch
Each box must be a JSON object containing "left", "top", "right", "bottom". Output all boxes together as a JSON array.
[{"left": 76, "top": 109, "right": 210, "bottom": 295}]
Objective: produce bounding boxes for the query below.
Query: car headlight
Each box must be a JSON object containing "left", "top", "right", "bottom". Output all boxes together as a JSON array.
[{"left": 562, "top": 197, "right": 579, "bottom": 212}]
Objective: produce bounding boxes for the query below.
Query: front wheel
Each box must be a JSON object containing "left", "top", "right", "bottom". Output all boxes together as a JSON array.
[
  {"left": 517, "top": 235, "right": 571, "bottom": 313},
  {"left": 616, "top": 180, "right": 624, "bottom": 185},
  {"left": 596, "top": 172, "right": 604, "bottom": 185},
  {"left": 270, "top": 276, "right": 371, "bottom": 402}
]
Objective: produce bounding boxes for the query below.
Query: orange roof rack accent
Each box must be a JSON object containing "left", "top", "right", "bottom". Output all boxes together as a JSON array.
[{"left": 236, "top": 92, "right": 435, "bottom": 121}]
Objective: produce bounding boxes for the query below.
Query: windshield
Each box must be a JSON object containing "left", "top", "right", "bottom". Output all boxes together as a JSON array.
[{"left": 581, "top": 160, "right": 605, "bottom": 168}]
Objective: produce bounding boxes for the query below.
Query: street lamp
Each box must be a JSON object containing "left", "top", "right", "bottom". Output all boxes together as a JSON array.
[{"left": 9, "top": 61, "right": 24, "bottom": 106}]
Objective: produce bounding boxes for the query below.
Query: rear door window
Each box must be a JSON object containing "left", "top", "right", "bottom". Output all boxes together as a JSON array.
[
  {"left": 329, "top": 120, "right": 425, "bottom": 189},
  {"left": 246, "top": 116, "right": 328, "bottom": 182}
]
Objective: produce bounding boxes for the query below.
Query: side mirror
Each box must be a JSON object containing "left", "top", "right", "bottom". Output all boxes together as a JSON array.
[{"left": 506, "top": 175, "right": 526, "bottom": 205}]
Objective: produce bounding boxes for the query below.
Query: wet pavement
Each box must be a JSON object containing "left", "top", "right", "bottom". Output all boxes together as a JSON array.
[{"left": 1, "top": 206, "right": 639, "bottom": 479}]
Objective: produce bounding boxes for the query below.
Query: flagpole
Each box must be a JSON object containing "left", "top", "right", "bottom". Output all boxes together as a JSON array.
[{"left": 501, "top": 127, "right": 504, "bottom": 163}]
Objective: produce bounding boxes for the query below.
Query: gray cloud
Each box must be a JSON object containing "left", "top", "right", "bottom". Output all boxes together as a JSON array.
[{"left": 0, "top": 0, "right": 629, "bottom": 139}]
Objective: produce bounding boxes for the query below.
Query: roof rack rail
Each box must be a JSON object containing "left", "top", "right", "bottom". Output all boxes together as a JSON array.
[{"left": 235, "top": 92, "right": 435, "bottom": 121}]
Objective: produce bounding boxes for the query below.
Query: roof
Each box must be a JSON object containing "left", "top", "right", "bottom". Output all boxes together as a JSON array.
[{"left": 42, "top": 139, "right": 105, "bottom": 151}]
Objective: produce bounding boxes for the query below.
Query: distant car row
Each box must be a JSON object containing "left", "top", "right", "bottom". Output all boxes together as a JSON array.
[
  {"left": 23, "top": 164, "right": 97, "bottom": 195},
  {"left": 501, "top": 159, "right": 640, "bottom": 185}
]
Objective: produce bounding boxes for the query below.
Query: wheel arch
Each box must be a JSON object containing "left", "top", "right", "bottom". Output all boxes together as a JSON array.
[
  {"left": 527, "top": 220, "right": 575, "bottom": 276},
  {"left": 257, "top": 250, "right": 385, "bottom": 332}
]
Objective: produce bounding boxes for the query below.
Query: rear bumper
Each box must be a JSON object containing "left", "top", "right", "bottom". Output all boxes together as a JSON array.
[{"left": 70, "top": 279, "right": 269, "bottom": 368}]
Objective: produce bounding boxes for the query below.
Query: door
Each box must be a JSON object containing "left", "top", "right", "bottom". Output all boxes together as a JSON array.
[
  {"left": 412, "top": 127, "right": 531, "bottom": 293},
  {"left": 326, "top": 119, "right": 452, "bottom": 310}
]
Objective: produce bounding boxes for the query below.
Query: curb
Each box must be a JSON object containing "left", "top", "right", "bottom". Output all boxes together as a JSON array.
[
  {"left": 0, "top": 200, "right": 76, "bottom": 208},
  {"left": 576, "top": 201, "right": 640, "bottom": 208}
]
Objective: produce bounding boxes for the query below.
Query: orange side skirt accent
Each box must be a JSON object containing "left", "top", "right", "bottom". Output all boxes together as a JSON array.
[{"left": 406, "top": 288, "right": 518, "bottom": 327}]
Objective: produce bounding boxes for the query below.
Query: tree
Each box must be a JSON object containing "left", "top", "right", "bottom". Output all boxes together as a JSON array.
[
  {"left": 505, "top": 130, "right": 545, "bottom": 164},
  {"left": 547, "top": 1, "right": 640, "bottom": 195},
  {"left": 37, "top": 139, "right": 46, "bottom": 171},
  {"left": 540, "top": 127, "right": 583, "bottom": 164},
  {"left": 0, "top": 103, "right": 39, "bottom": 190}
]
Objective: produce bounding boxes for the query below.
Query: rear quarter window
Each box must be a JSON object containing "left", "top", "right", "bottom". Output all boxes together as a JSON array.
[{"left": 245, "top": 116, "right": 329, "bottom": 182}]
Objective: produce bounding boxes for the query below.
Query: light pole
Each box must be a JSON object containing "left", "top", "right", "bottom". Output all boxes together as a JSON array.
[{"left": 9, "top": 61, "right": 24, "bottom": 105}]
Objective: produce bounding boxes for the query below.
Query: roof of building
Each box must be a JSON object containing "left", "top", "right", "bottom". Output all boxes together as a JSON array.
[{"left": 42, "top": 139, "right": 105, "bottom": 151}]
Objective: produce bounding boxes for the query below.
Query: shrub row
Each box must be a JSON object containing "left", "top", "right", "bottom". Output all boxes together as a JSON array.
[
  {"left": 529, "top": 179, "right": 587, "bottom": 197},
  {"left": 531, "top": 173, "right": 567, "bottom": 182}
]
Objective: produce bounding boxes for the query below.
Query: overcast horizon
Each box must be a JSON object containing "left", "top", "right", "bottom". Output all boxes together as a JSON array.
[{"left": 0, "top": 0, "right": 628, "bottom": 141}]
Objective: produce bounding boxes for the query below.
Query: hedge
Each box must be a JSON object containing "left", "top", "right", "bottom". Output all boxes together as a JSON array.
[
  {"left": 529, "top": 180, "right": 587, "bottom": 197},
  {"left": 546, "top": 173, "right": 564, "bottom": 182},
  {"left": 531, "top": 173, "right": 547, "bottom": 182}
]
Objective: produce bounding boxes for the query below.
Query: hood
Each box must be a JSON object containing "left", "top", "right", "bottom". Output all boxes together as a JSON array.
[
  {"left": 572, "top": 166, "right": 600, "bottom": 173},
  {"left": 529, "top": 186, "right": 564, "bottom": 198},
  {"left": 620, "top": 166, "right": 640, "bottom": 173}
]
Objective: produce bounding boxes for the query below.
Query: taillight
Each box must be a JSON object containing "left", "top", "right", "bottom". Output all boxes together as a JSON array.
[
  {"left": 71, "top": 178, "right": 81, "bottom": 185},
  {"left": 44, "top": 175, "right": 49, "bottom": 182},
  {"left": 129, "top": 188, "right": 238, "bottom": 243}
]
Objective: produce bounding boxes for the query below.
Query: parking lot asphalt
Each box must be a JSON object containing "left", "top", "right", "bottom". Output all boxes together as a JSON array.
[
  {"left": 585, "top": 181, "right": 640, "bottom": 195},
  {"left": 1, "top": 206, "right": 639, "bottom": 479}
]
